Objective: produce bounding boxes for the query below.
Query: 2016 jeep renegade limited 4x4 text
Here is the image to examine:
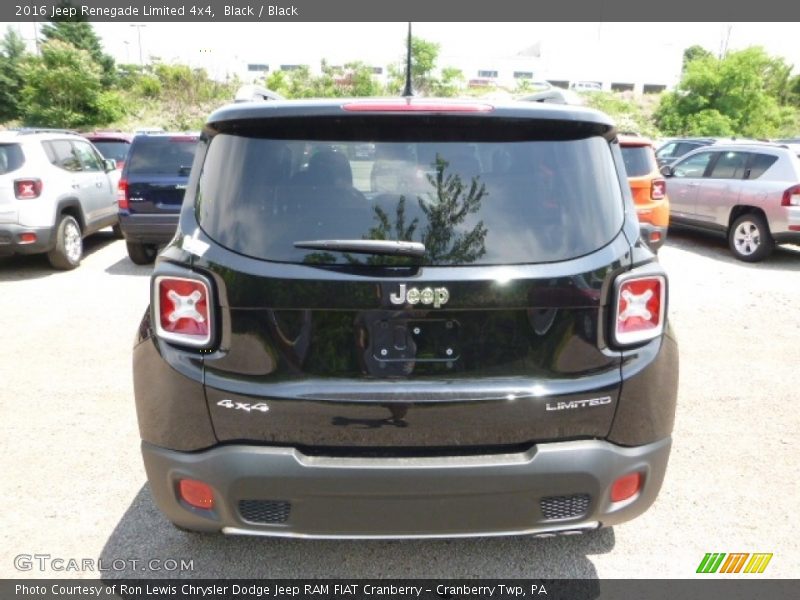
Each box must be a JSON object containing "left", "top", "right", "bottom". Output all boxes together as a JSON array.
[{"left": 133, "top": 98, "right": 679, "bottom": 538}]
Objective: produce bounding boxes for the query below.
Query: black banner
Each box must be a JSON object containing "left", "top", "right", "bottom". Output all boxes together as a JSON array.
[
  {"left": 2, "top": 580, "right": 798, "bottom": 600},
  {"left": 2, "top": 0, "right": 800, "bottom": 22}
]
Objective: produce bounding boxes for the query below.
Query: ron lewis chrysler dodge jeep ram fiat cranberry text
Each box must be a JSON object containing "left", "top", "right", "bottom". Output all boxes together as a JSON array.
[{"left": 132, "top": 96, "right": 679, "bottom": 538}]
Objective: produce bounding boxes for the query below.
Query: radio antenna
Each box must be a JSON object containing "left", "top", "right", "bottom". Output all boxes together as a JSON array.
[{"left": 402, "top": 22, "right": 414, "bottom": 97}]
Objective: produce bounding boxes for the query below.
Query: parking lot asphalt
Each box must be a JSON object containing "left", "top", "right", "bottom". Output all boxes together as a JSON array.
[{"left": 1, "top": 230, "right": 798, "bottom": 579}]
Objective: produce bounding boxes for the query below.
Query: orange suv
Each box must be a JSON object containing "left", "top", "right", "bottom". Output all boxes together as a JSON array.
[{"left": 619, "top": 135, "right": 669, "bottom": 251}]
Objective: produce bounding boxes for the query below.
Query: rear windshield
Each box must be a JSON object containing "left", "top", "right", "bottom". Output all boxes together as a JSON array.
[
  {"left": 620, "top": 145, "right": 655, "bottom": 177},
  {"left": 0, "top": 144, "right": 24, "bottom": 175},
  {"left": 91, "top": 140, "right": 130, "bottom": 162},
  {"left": 127, "top": 137, "right": 198, "bottom": 176},
  {"left": 196, "top": 130, "right": 623, "bottom": 266}
]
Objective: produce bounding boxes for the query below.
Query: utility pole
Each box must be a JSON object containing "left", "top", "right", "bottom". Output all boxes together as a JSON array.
[{"left": 130, "top": 24, "right": 146, "bottom": 66}]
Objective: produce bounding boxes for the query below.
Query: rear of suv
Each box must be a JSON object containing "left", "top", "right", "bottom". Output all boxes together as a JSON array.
[
  {"left": 84, "top": 131, "right": 133, "bottom": 170},
  {"left": 117, "top": 133, "right": 199, "bottom": 264},
  {"left": 134, "top": 98, "right": 679, "bottom": 538},
  {"left": 619, "top": 135, "right": 670, "bottom": 251},
  {"left": 0, "top": 129, "right": 119, "bottom": 269}
]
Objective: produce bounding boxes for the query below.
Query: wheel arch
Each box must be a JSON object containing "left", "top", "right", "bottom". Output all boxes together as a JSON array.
[
  {"left": 55, "top": 197, "right": 87, "bottom": 233},
  {"left": 727, "top": 205, "right": 769, "bottom": 233}
]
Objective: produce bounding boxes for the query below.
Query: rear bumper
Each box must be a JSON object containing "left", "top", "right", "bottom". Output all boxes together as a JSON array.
[
  {"left": 119, "top": 212, "right": 178, "bottom": 245},
  {"left": 142, "top": 436, "right": 671, "bottom": 538},
  {"left": 638, "top": 222, "right": 668, "bottom": 252},
  {"left": 0, "top": 224, "right": 54, "bottom": 255}
]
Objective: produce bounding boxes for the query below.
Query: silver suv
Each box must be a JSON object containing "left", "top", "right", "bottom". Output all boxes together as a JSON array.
[
  {"left": 0, "top": 129, "right": 119, "bottom": 269},
  {"left": 663, "top": 143, "right": 800, "bottom": 261}
]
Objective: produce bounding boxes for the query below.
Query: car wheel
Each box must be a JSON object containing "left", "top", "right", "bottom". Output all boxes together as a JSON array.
[
  {"left": 47, "top": 215, "right": 83, "bottom": 270},
  {"left": 112, "top": 223, "right": 124, "bottom": 239},
  {"left": 126, "top": 241, "right": 158, "bottom": 265},
  {"left": 729, "top": 213, "right": 774, "bottom": 262}
]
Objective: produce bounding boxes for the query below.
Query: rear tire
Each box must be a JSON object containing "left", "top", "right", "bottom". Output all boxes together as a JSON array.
[
  {"left": 47, "top": 215, "right": 83, "bottom": 270},
  {"left": 729, "top": 213, "right": 774, "bottom": 262},
  {"left": 126, "top": 241, "right": 158, "bottom": 265}
]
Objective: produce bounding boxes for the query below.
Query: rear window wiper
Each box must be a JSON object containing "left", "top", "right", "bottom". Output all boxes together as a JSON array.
[{"left": 294, "top": 239, "right": 425, "bottom": 257}]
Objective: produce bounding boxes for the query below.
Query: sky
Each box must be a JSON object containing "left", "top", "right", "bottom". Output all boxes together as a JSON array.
[{"left": 6, "top": 22, "right": 800, "bottom": 85}]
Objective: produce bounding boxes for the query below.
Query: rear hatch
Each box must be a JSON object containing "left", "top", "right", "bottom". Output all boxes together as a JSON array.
[
  {"left": 88, "top": 138, "right": 131, "bottom": 169},
  {"left": 189, "top": 111, "right": 631, "bottom": 451},
  {"left": 0, "top": 143, "right": 25, "bottom": 225},
  {"left": 123, "top": 135, "right": 198, "bottom": 215},
  {"left": 620, "top": 141, "right": 660, "bottom": 205}
]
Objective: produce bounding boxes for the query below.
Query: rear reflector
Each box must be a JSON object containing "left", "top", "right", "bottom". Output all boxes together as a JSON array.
[
  {"left": 178, "top": 479, "right": 214, "bottom": 510},
  {"left": 651, "top": 178, "right": 666, "bottom": 200},
  {"left": 19, "top": 232, "right": 37, "bottom": 244},
  {"left": 610, "top": 472, "right": 643, "bottom": 503},
  {"left": 154, "top": 275, "right": 212, "bottom": 347},
  {"left": 342, "top": 100, "right": 494, "bottom": 113},
  {"left": 790, "top": 225, "right": 800, "bottom": 232},
  {"left": 117, "top": 178, "right": 129, "bottom": 210},
  {"left": 614, "top": 274, "right": 666, "bottom": 345},
  {"left": 649, "top": 231, "right": 662, "bottom": 243},
  {"left": 782, "top": 184, "right": 800, "bottom": 207},
  {"left": 14, "top": 178, "right": 42, "bottom": 199}
]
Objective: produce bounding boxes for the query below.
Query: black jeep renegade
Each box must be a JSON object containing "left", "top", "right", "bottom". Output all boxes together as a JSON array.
[{"left": 133, "top": 97, "right": 679, "bottom": 538}]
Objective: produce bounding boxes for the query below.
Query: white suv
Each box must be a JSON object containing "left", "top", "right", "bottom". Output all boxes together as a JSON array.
[{"left": 0, "top": 129, "right": 120, "bottom": 269}]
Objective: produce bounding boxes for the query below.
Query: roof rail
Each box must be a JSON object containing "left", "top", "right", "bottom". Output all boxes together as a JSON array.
[
  {"left": 234, "top": 84, "right": 284, "bottom": 103},
  {"left": 10, "top": 127, "right": 79, "bottom": 136}
]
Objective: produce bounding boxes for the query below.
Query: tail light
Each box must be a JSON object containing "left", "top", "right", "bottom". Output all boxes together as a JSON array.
[
  {"left": 153, "top": 275, "right": 213, "bottom": 347},
  {"left": 650, "top": 178, "right": 666, "bottom": 200},
  {"left": 342, "top": 100, "right": 494, "bottom": 112},
  {"left": 117, "top": 178, "right": 129, "bottom": 210},
  {"left": 14, "top": 178, "right": 42, "bottom": 199},
  {"left": 610, "top": 472, "right": 643, "bottom": 502},
  {"left": 781, "top": 184, "right": 800, "bottom": 206},
  {"left": 613, "top": 273, "right": 666, "bottom": 346},
  {"left": 178, "top": 479, "right": 214, "bottom": 510}
]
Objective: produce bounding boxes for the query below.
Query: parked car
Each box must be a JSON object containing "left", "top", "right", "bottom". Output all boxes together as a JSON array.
[
  {"left": 133, "top": 97, "right": 678, "bottom": 538},
  {"left": 0, "top": 128, "right": 119, "bottom": 269},
  {"left": 654, "top": 138, "right": 716, "bottom": 168},
  {"left": 83, "top": 131, "right": 133, "bottom": 170},
  {"left": 569, "top": 81, "right": 602, "bottom": 92},
  {"left": 619, "top": 135, "right": 670, "bottom": 251},
  {"left": 117, "top": 133, "right": 200, "bottom": 264},
  {"left": 663, "top": 143, "right": 800, "bottom": 261}
]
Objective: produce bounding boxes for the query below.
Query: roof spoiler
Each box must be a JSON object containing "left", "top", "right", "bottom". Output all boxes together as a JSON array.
[{"left": 234, "top": 85, "right": 284, "bottom": 103}]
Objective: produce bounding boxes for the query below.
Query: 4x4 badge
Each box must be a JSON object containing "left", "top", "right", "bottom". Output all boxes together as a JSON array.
[{"left": 390, "top": 284, "right": 449, "bottom": 308}]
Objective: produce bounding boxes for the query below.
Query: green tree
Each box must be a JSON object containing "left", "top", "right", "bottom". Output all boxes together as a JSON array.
[
  {"left": 388, "top": 36, "right": 462, "bottom": 96},
  {"left": 682, "top": 44, "right": 712, "bottom": 71},
  {"left": 339, "top": 61, "right": 383, "bottom": 97},
  {"left": 21, "top": 39, "right": 123, "bottom": 128},
  {"left": 265, "top": 61, "right": 381, "bottom": 99},
  {"left": 655, "top": 47, "right": 794, "bottom": 138},
  {"left": 430, "top": 67, "right": 464, "bottom": 97},
  {"left": 40, "top": 19, "right": 116, "bottom": 86},
  {"left": 0, "top": 28, "right": 27, "bottom": 123}
]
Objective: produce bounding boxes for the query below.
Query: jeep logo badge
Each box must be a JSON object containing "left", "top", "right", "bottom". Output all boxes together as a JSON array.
[{"left": 390, "top": 284, "right": 449, "bottom": 308}]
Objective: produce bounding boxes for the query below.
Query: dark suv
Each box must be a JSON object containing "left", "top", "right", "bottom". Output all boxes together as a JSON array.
[
  {"left": 117, "top": 133, "right": 199, "bottom": 264},
  {"left": 134, "top": 98, "right": 679, "bottom": 538}
]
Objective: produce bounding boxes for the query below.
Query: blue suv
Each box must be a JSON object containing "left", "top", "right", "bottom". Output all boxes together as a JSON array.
[{"left": 117, "top": 133, "right": 199, "bottom": 264}]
